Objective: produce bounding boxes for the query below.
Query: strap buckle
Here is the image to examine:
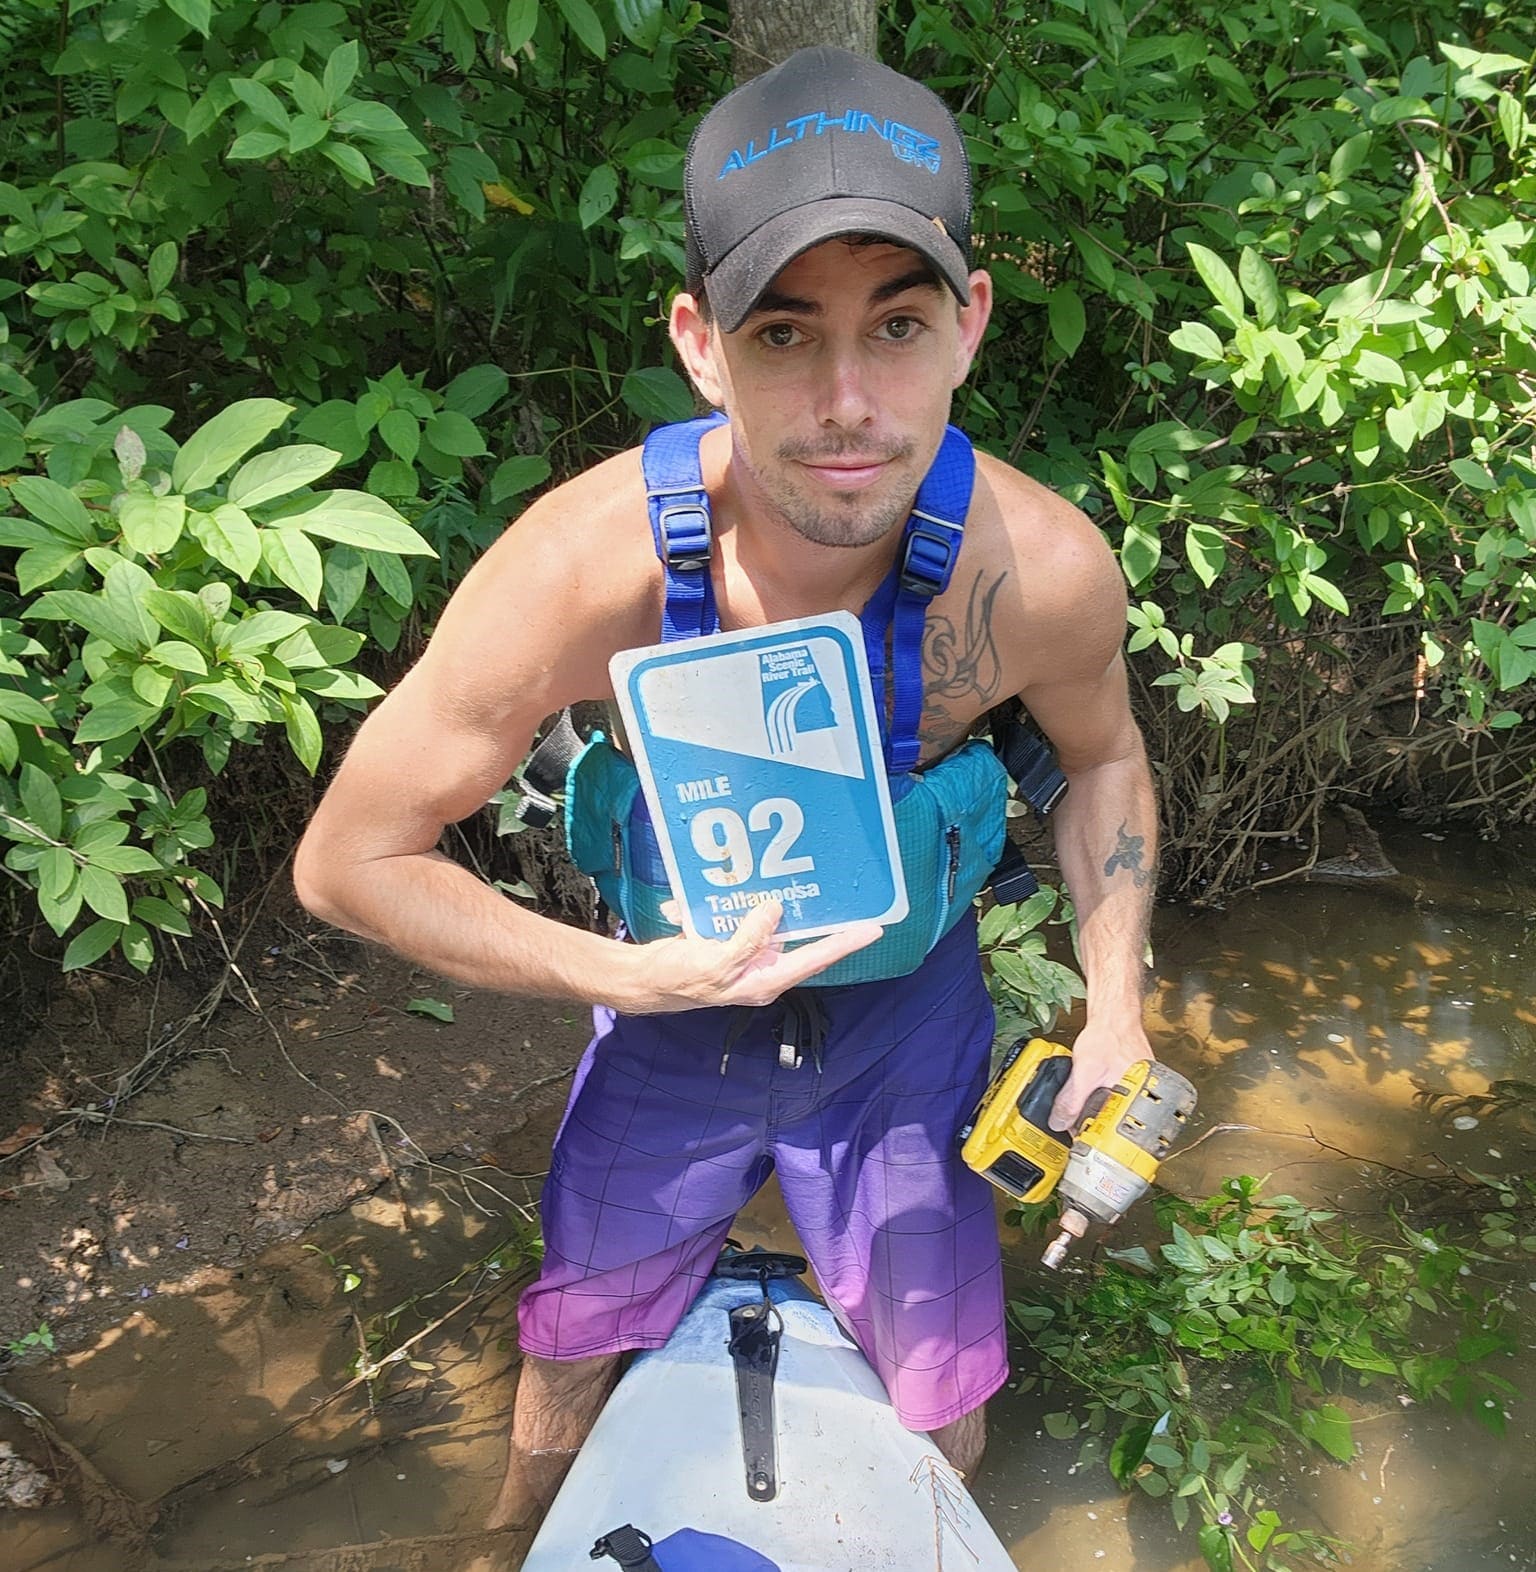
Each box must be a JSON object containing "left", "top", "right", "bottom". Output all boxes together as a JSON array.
[
  {"left": 656, "top": 502, "right": 711, "bottom": 571},
  {"left": 899, "top": 512, "right": 961, "bottom": 596}
]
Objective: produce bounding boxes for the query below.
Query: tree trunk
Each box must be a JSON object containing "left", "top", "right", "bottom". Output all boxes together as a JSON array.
[{"left": 727, "top": 0, "right": 878, "bottom": 80}]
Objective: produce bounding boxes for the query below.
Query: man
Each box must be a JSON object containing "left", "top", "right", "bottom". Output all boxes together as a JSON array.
[{"left": 294, "top": 46, "right": 1155, "bottom": 1533}]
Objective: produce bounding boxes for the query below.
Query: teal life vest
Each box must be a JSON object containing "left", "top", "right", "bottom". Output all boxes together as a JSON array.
[{"left": 542, "top": 415, "right": 1060, "bottom": 988}]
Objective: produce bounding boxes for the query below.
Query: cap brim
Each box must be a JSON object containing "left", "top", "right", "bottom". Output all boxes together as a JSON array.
[{"left": 703, "top": 197, "right": 971, "bottom": 333}]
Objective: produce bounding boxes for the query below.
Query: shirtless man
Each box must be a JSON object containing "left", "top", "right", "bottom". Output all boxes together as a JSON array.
[{"left": 294, "top": 45, "right": 1156, "bottom": 1534}]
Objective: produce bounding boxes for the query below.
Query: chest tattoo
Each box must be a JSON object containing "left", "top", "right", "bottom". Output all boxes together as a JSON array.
[{"left": 918, "top": 569, "right": 1008, "bottom": 752}]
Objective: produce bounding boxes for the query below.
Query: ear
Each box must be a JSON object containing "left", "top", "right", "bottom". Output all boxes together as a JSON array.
[
  {"left": 951, "top": 269, "right": 994, "bottom": 388},
  {"left": 669, "top": 291, "right": 725, "bottom": 408}
]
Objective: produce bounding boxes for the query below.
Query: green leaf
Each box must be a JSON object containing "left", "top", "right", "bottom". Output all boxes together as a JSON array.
[
  {"left": 28, "top": 588, "right": 148, "bottom": 653},
  {"left": 423, "top": 410, "right": 486, "bottom": 457},
  {"left": 1329, "top": 131, "right": 1372, "bottom": 184},
  {"left": 554, "top": 0, "right": 605, "bottom": 56},
  {"left": 282, "top": 491, "right": 435, "bottom": 555},
  {"left": 227, "top": 444, "right": 341, "bottom": 509},
  {"left": 322, "top": 41, "right": 360, "bottom": 110},
  {"left": 188, "top": 504, "right": 261, "bottom": 578},
  {"left": 274, "top": 622, "right": 367, "bottom": 669},
  {"left": 1198, "top": 1524, "right": 1234, "bottom": 1572},
  {"left": 62, "top": 918, "right": 123, "bottom": 971},
  {"left": 321, "top": 143, "right": 374, "bottom": 185},
  {"left": 1351, "top": 418, "right": 1380, "bottom": 466},
  {"left": 1047, "top": 286, "right": 1086, "bottom": 357},
  {"left": 228, "top": 130, "right": 288, "bottom": 161},
  {"left": 224, "top": 609, "right": 311, "bottom": 655},
  {"left": 0, "top": 688, "right": 56, "bottom": 727},
  {"left": 150, "top": 640, "right": 207, "bottom": 674},
  {"left": 621, "top": 366, "right": 694, "bottom": 424},
  {"left": 79, "top": 863, "right": 129, "bottom": 923},
  {"left": 132, "top": 895, "right": 192, "bottom": 936},
  {"left": 118, "top": 493, "right": 186, "bottom": 556},
  {"left": 323, "top": 546, "right": 368, "bottom": 623},
  {"left": 74, "top": 698, "right": 155, "bottom": 745},
  {"left": 165, "top": 0, "right": 211, "bottom": 34},
  {"left": 1184, "top": 523, "right": 1226, "bottom": 588},
  {"left": 1298, "top": 1403, "right": 1354, "bottom": 1463},
  {"left": 1268, "top": 1265, "right": 1296, "bottom": 1305},
  {"left": 504, "top": 0, "right": 539, "bottom": 51},
  {"left": 11, "top": 477, "right": 94, "bottom": 542},
  {"left": 86, "top": 844, "right": 165, "bottom": 875},
  {"left": 172, "top": 399, "right": 293, "bottom": 493},
  {"left": 143, "top": 588, "right": 212, "bottom": 647},
  {"left": 17, "top": 544, "right": 83, "bottom": 594},
  {"left": 1238, "top": 248, "right": 1281, "bottom": 326},
  {"left": 379, "top": 409, "right": 421, "bottom": 463},
  {"left": 614, "top": 0, "right": 663, "bottom": 47},
  {"left": 1384, "top": 403, "right": 1418, "bottom": 454},
  {"left": 1108, "top": 1422, "right": 1152, "bottom": 1484},
  {"left": 1169, "top": 321, "right": 1225, "bottom": 362},
  {"left": 442, "top": 365, "right": 509, "bottom": 419},
  {"left": 148, "top": 241, "right": 178, "bottom": 295},
  {"left": 260, "top": 527, "right": 325, "bottom": 607},
  {"left": 1186, "top": 243, "right": 1245, "bottom": 325},
  {"left": 281, "top": 693, "right": 323, "bottom": 773},
  {"left": 19, "top": 763, "right": 63, "bottom": 840},
  {"left": 1043, "top": 1411, "right": 1080, "bottom": 1440},
  {"left": 578, "top": 163, "right": 619, "bottom": 230},
  {"left": 490, "top": 454, "right": 552, "bottom": 503},
  {"left": 406, "top": 996, "right": 455, "bottom": 1022}
]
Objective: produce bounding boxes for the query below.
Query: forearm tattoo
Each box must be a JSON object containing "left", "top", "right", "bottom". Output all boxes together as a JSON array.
[
  {"left": 1104, "top": 822, "right": 1154, "bottom": 889},
  {"left": 919, "top": 570, "right": 1007, "bottom": 749}
]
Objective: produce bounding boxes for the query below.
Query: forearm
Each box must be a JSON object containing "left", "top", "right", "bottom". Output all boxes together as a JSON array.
[
  {"left": 1051, "top": 740, "right": 1157, "bottom": 1033},
  {"left": 295, "top": 840, "right": 878, "bottom": 1016},
  {"left": 296, "top": 840, "right": 652, "bottom": 1007}
]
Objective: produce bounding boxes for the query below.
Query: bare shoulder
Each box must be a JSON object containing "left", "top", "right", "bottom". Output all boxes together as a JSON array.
[
  {"left": 413, "top": 446, "right": 663, "bottom": 723},
  {"left": 972, "top": 449, "right": 1127, "bottom": 676}
]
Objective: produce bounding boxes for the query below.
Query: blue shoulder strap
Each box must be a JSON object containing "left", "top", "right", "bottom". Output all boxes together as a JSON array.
[
  {"left": 642, "top": 416, "right": 974, "bottom": 775},
  {"left": 861, "top": 424, "right": 975, "bottom": 773},
  {"left": 642, "top": 413, "right": 727, "bottom": 642}
]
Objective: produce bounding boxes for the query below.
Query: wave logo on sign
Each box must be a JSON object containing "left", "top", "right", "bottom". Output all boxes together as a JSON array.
[{"left": 761, "top": 644, "right": 836, "bottom": 758}]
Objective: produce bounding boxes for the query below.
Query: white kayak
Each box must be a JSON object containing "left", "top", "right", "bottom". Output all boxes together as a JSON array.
[{"left": 521, "top": 1267, "right": 1017, "bottom": 1572}]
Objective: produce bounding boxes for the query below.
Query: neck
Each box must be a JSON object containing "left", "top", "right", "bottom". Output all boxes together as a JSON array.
[{"left": 700, "top": 425, "right": 910, "bottom": 626}]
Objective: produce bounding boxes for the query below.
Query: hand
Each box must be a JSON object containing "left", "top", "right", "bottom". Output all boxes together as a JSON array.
[
  {"left": 1048, "top": 1019, "right": 1154, "bottom": 1131},
  {"left": 619, "top": 899, "right": 882, "bottom": 1015}
]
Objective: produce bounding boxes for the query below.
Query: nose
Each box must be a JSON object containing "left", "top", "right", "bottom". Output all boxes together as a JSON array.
[{"left": 813, "top": 343, "right": 875, "bottom": 433}]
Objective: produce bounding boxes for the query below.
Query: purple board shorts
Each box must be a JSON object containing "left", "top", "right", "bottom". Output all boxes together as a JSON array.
[{"left": 516, "top": 914, "right": 1007, "bottom": 1431}]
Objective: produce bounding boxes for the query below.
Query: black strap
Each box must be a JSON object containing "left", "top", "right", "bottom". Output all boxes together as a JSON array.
[
  {"left": 993, "top": 712, "right": 1068, "bottom": 817},
  {"left": 518, "top": 709, "right": 586, "bottom": 828},
  {"left": 728, "top": 1296, "right": 782, "bottom": 1502},
  {"left": 591, "top": 1524, "right": 664, "bottom": 1570}
]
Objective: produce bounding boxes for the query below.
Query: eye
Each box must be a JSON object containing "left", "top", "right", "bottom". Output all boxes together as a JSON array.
[
  {"left": 879, "top": 315, "right": 924, "bottom": 341},
  {"left": 758, "top": 321, "right": 806, "bottom": 349}
]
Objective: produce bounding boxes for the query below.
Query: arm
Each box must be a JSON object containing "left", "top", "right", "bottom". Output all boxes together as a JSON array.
[
  {"left": 293, "top": 463, "right": 876, "bottom": 1013},
  {"left": 1008, "top": 510, "right": 1156, "bottom": 1129}
]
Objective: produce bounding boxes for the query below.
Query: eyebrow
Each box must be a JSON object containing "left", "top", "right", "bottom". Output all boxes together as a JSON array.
[{"left": 743, "top": 268, "right": 944, "bottom": 323}]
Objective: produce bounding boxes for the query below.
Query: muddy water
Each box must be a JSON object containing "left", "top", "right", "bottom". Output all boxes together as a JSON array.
[{"left": 4, "top": 821, "right": 1535, "bottom": 1572}]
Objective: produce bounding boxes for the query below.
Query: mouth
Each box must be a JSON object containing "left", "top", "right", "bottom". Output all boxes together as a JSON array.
[{"left": 798, "top": 457, "right": 891, "bottom": 492}]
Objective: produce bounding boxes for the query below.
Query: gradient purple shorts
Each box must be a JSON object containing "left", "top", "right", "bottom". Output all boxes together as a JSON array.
[{"left": 516, "top": 915, "right": 1006, "bottom": 1431}]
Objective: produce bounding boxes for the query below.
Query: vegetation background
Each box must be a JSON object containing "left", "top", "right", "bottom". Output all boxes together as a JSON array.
[
  {"left": 2, "top": 0, "right": 1534, "bottom": 955},
  {"left": 2, "top": 6, "right": 1534, "bottom": 1568}
]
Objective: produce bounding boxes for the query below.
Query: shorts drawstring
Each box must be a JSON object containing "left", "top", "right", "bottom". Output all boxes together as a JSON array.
[{"left": 719, "top": 990, "right": 828, "bottom": 1077}]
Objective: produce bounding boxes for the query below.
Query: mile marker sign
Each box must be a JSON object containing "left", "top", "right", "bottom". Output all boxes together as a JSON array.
[{"left": 610, "top": 612, "right": 908, "bottom": 942}]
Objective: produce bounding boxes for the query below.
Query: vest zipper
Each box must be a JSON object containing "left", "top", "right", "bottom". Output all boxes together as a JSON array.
[
  {"left": 611, "top": 821, "right": 623, "bottom": 875},
  {"left": 945, "top": 825, "right": 962, "bottom": 900}
]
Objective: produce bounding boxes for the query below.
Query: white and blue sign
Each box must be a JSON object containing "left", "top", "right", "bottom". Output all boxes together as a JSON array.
[{"left": 611, "top": 612, "right": 907, "bottom": 942}]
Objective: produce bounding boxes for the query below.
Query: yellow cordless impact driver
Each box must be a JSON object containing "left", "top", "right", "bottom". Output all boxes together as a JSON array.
[{"left": 960, "top": 1038, "right": 1197, "bottom": 1268}]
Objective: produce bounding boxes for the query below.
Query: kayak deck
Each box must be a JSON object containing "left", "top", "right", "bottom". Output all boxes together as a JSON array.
[{"left": 521, "top": 1274, "right": 1015, "bottom": 1572}]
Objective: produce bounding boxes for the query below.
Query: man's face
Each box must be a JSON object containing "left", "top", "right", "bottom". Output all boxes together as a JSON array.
[{"left": 671, "top": 239, "right": 991, "bottom": 550}]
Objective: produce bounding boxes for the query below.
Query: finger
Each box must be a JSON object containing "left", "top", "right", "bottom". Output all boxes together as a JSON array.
[
  {"left": 758, "top": 920, "right": 883, "bottom": 987},
  {"left": 1048, "top": 1074, "right": 1090, "bottom": 1133},
  {"left": 659, "top": 897, "right": 681, "bottom": 925},
  {"left": 722, "top": 898, "right": 785, "bottom": 958}
]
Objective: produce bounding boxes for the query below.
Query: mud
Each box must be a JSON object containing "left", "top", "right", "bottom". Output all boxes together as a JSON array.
[{"left": 3, "top": 822, "right": 1535, "bottom": 1572}]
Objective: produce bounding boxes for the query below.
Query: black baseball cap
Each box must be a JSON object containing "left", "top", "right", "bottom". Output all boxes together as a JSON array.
[{"left": 684, "top": 47, "right": 972, "bottom": 333}]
